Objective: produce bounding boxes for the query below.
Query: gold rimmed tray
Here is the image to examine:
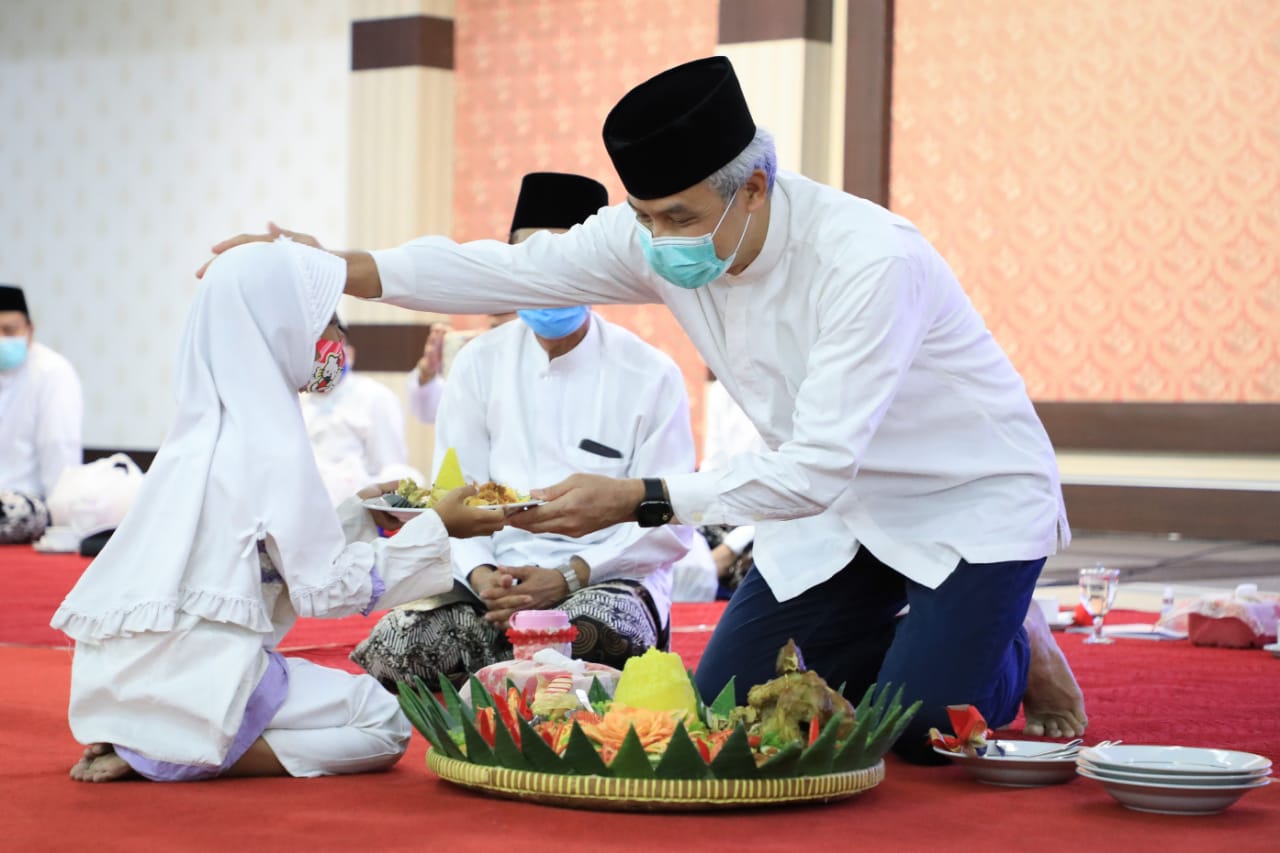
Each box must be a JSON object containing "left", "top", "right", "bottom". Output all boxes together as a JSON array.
[{"left": 426, "top": 750, "right": 885, "bottom": 812}]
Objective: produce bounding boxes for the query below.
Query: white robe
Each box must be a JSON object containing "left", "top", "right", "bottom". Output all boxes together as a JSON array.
[
  {"left": 435, "top": 314, "right": 693, "bottom": 622},
  {"left": 371, "top": 170, "right": 1070, "bottom": 601},
  {"left": 0, "top": 340, "right": 83, "bottom": 498},
  {"left": 66, "top": 499, "right": 452, "bottom": 775},
  {"left": 52, "top": 240, "right": 454, "bottom": 776}
]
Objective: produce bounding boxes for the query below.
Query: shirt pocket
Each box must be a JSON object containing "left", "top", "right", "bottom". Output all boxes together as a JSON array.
[{"left": 569, "top": 438, "right": 630, "bottom": 477}]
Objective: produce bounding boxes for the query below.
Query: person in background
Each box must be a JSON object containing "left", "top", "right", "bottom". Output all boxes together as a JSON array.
[
  {"left": 300, "top": 317, "right": 414, "bottom": 505},
  {"left": 352, "top": 172, "right": 694, "bottom": 688},
  {"left": 405, "top": 312, "right": 517, "bottom": 425},
  {"left": 0, "top": 284, "right": 83, "bottom": 544}
]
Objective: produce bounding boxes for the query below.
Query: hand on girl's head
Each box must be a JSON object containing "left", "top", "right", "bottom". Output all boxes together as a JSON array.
[{"left": 434, "top": 485, "right": 505, "bottom": 538}]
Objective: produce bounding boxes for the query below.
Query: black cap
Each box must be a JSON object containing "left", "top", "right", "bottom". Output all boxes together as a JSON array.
[
  {"left": 602, "top": 56, "right": 756, "bottom": 200},
  {"left": 509, "top": 172, "right": 610, "bottom": 234},
  {"left": 0, "top": 285, "right": 28, "bottom": 318}
]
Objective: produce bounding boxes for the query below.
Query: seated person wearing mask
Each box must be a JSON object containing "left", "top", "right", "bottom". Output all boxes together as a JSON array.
[
  {"left": 300, "top": 317, "right": 413, "bottom": 505},
  {"left": 0, "top": 284, "right": 83, "bottom": 544},
  {"left": 353, "top": 173, "right": 694, "bottom": 688}
]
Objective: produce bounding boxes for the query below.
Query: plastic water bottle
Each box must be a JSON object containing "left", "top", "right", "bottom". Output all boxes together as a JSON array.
[{"left": 1160, "top": 586, "right": 1175, "bottom": 619}]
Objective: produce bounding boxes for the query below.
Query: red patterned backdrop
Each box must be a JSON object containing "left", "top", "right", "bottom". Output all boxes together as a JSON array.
[
  {"left": 891, "top": 0, "right": 1280, "bottom": 401},
  {"left": 452, "top": 0, "right": 720, "bottom": 448}
]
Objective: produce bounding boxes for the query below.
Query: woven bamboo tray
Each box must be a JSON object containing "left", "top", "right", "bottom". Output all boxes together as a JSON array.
[{"left": 426, "top": 750, "right": 886, "bottom": 812}]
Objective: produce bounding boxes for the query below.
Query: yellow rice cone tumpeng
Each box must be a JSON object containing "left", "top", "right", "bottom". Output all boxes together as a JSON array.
[{"left": 434, "top": 447, "right": 466, "bottom": 491}]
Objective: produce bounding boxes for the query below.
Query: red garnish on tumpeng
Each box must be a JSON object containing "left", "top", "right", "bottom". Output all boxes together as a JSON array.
[
  {"left": 807, "top": 715, "right": 821, "bottom": 747},
  {"left": 474, "top": 707, "right": 497, "bottom": 748}
]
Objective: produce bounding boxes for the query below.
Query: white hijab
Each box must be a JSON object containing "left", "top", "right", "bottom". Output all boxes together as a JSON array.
[{"left": 52, "top": 239, "right": 349, "bottom": 642}]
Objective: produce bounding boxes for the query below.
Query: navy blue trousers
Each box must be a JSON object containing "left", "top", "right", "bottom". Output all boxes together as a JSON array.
[{"left": 693, "top": 547, "right": 1044, "bottom": 764}]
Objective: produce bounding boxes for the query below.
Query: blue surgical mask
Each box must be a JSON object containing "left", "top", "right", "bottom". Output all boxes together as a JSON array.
[
  {"left": 0, "top": 335, "right": 28, "bottom": 371},
  {"left": 637, "top": 194, "right": 751, "bottom": 289},
  {"left": 518, "top": 306, "right": 590, "bottom": 340}
]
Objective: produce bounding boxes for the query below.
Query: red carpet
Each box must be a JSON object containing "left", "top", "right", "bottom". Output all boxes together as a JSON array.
[{"left": 3, "top": 545, "right": 1278, "bottom": 850}]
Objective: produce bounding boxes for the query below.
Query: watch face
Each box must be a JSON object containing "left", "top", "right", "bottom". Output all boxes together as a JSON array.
[{"left": 638, "top": 501, "right": 672, "bottom": 527}]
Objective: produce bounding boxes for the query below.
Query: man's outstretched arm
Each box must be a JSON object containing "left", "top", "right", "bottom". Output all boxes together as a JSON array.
[{"left": 197, "top": 222, "right": 383, "bottom": 298}]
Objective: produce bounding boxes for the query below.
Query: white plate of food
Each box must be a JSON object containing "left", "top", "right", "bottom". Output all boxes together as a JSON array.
[
  {"left": 361, "top": 495, "right": 429, "bottom": 522},
  {"left": 463, "top": 481, "right": 541, "bottom": 512},
  {"left": 933, "top": 740, "right": 1080, "bottom": 787}
]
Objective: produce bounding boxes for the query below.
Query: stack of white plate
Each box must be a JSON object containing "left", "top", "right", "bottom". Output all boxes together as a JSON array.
[{"left": 1078, "top": 744, "right": 1272, "bottom": 815}]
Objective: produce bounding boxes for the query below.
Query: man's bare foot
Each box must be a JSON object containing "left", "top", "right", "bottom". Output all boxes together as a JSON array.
[
  {"left": 69, "top": 743, "right": 137, "bottom": 783},
  {"left": 1021, "top": 603, "right": 1089, "bottom": 738}
]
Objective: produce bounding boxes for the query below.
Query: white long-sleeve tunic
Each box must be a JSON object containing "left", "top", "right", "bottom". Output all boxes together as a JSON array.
[
  {"left": 371, "top": 171, "right": 1070, "bottom": 601},
  {"left": 435, "top": 315, "right": 694, "bottom": 620},
  {"left": 63, "top": 499, "right": 453, "bottom": 769}
]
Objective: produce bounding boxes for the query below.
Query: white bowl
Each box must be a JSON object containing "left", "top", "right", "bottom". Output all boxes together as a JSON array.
[
  {"left": 1077, "top": 765, "right": 1271, "bottom": 815},
  {"left": 935, "top": 740, "right": 1079, "bottom": 787}
]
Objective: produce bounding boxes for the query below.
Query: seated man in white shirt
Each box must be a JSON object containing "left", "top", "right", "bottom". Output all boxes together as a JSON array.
[
  {"left": 0, "top": 284, "right": 83, "bottom": 544},
  {"left": 300, "top": 318, "right": 414, "bottom": 505},
  {"left": 352, "top": 172, "right": 694, "bottom": 688}
]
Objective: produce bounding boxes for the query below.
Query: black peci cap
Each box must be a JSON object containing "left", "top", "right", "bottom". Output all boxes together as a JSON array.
[
  {"left": 0, "top": 285, "right": 28, "bottom": 318},
  {"left": 602, "top": 56, "right": 756, "bottom": 200},
  {"left": 509, "top": 172, "right": 610, "bottom": 234}
]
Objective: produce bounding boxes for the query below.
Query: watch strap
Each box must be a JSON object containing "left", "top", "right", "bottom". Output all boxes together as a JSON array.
[
  {"left": 559, "top": 563, "right": 582, "bottom": 594},
  {"left": 642, "top": 478, "right": 667, "bottom": 503}
]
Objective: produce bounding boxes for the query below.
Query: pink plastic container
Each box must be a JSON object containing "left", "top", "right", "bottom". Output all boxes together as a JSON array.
[{"left": 506, "top": 610, "right": 577, "bottom": 660}]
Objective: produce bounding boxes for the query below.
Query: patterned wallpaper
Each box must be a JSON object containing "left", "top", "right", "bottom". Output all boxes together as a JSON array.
[
  {"left": 0, "top": 0, "right": 351, "bottom": 447},
  {"left": 451, "top": 0, "right": 720, "bottom": 442},
  {"left": 891, "top": 0, "right": 1280, "bottom": 401}
]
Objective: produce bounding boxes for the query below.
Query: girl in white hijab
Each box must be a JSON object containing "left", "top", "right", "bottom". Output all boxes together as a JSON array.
[{"left": 52, "top": 239, "right": 504, "bottom": 782}]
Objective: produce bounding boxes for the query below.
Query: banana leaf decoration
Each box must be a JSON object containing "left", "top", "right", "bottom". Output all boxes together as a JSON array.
[{"left": 398, "top": 673, "right": 920, "bottom": 781}]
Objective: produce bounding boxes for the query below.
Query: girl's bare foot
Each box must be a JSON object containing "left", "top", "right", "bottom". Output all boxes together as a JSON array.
[
  {"left": 1021, "top": 603, "right": 1089, "bottom": 738},
  {"left": 69, "top": 743, "right": 136, "bottom": 783}
]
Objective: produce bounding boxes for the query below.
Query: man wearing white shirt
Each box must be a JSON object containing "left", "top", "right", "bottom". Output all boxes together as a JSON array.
[
  {"left": 0, "top": 284, "right": 83, "bottom": 543},
  {"left": 352, "top": 173, "right": 694, "bottom": 688},
  {"left": 300, "top": 318, "right": 413, "bottom": 505},
  {"left": 210, "top": 57, "right": 1086, "bottom": 761},
  {"left": 670, "top": 373, "right": 766, "bottom": 602}
]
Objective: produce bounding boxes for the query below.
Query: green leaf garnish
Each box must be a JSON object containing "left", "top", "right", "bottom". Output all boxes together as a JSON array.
[
  {"left": 608, "top": 726, "right": 657, "bottom": 779},
  {"left": 654, "top": 722, "right": 711, "bottom": 780}
]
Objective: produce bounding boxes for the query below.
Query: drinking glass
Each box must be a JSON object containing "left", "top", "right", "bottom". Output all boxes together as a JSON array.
[{"left": 1078, "top": 566, "right": 1120, "bottom": 645}]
